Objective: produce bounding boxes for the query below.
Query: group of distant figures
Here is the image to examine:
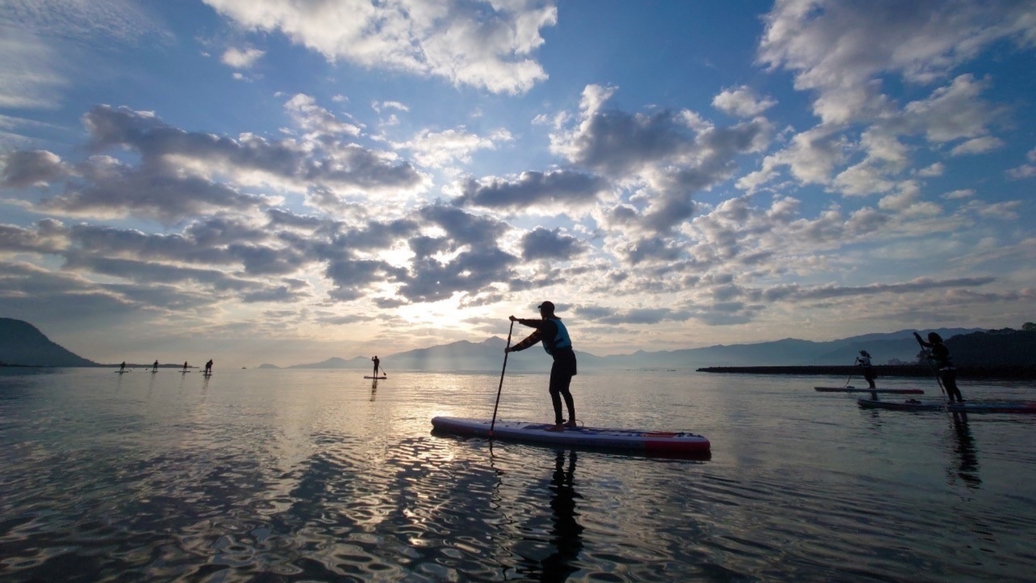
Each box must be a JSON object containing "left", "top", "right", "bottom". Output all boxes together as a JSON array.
[
  {"left": 118, "top": 359, "right": 214, "bottom": 375},
  {"left": 855, "top": 331, "right": 963, "bottom": 403}
]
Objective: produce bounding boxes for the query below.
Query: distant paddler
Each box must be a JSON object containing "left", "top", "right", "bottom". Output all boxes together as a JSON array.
[
  {"left": 372, "top": 355, "right": 381, "bottom": 378},
  {"left": 182, "top": 361, "right": 189, "bottom": 373},
  {"left": 152, "top": 360, "right": 159, "bottom": 373},
  {"left": 204, "top": 359, "right": 213, "bottom": 375},
  {"left": 119, "top": 361, "right": 126, "bottom": 372},
  {"left": 855, "top": 350, "right": 876, "bottom": 389}
]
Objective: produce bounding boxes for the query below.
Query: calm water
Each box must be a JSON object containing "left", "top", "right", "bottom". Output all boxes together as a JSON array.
[{"left": 1, "top": 368, "right": 1035, "bottom": 582}]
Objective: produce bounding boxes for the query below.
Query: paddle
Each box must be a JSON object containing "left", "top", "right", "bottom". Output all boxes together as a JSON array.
[
  {"left": 378, "top": 366, "right": 388, "bottom": 378},
  {"left": 489, "top": 319, "right": 516, "bottom": 439}
]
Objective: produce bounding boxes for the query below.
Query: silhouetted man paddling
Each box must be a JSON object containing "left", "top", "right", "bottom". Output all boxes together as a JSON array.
[{"left": 506, "top": 301, "right": 577, "bottom": 432}]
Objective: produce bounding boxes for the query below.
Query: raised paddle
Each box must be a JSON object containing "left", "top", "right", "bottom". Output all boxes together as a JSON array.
[{"left": 489, "top": 319, "right": 516, "bottom": 439}]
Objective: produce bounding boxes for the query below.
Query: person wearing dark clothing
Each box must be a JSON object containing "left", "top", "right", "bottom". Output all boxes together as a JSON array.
[
  {"left": 914, "top": 331, "right": 964, "bottom": 403},
  {"left": 152, "top": 360, "right": 159, "bottom": 372},
  {"left": 372, "top": 356, "right": 381, "bottom": 377},
  {"left": 506, "top": 301, "right": 577, "bottom": 432},
  {"left": 855, "top": 350, "right": 876, "bottom": 389},
  {"left": 205, "top": 359, "right": 213, "bottom": 375}
]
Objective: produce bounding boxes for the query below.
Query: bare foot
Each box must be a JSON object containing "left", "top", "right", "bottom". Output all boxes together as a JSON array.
[{"left": 545, "top": 424, "right": 564, "bottom": 432}]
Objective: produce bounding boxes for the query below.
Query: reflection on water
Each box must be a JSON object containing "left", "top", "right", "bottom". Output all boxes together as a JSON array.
[
  {"left": 948, "top": 412, "right": 981, "bottom": 488},
  {"left": 370, "top": 378, "right": 378, "bottom": 401},
  {"left": 1, "top": 368, "right": 1035, "bottom": 582},
  {"left": 538, "top": 450, "right": 583, "bottom": 582}
]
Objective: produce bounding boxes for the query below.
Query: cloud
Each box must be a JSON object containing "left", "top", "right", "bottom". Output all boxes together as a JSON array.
[
  {"left": 0, "top": 219, "right": 68, "bottom": 254},
  {"left": 456, "top": 169, "right": 609, "bottom": 210},
  {"left": 0, "top": 101, "right": 429, "bottom": 221},
  {"left": 1007, "top": 148, "right": 1036, "bottom": 179},
  {"left": 950, "top": 136, "right": 1004, "bottom": 156},
  {"left": 712, "top": 86, "right": 776, "bottom": 117},
  {"left": 747, "top": 277, "right": 997, "bottom": 303},
  {"left": 521, "top": 227, "right": 586, "bottom": 261},
  {"left": 0, "top": 27, "right": 67, "bottom": 109},
  {"left": 221, "top": 47, "right": 265, "bottom": 69},
  {"left": 758, "top": 0, "right": 1035, "bottom": 125},
  {"left": 551, "top": 85, "right": 771, "bottom": 236},
  {"left": 399, "top": 127, "right": 512, "bottom": 168},
  {"left": 202, "top": 0, "right": 557, "bottom": 94},
  {"left": 0, "top": 150, "right": 70, "bottom": 187},
  {"left": 0, "top": 0, "right": 165, "bottom": 43},
  {"left": 941, "top": 189, "right": 974, "bottom": 200}
]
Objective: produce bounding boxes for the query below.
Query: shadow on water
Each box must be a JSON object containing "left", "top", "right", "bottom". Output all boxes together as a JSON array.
[{"left": 947, "top": 411, "right": 980, "bottom": 488}]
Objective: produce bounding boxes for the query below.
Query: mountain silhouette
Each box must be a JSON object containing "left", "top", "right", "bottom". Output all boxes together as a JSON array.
[{"left": 0, "top": 318, "right": 97, "bottom": 367}]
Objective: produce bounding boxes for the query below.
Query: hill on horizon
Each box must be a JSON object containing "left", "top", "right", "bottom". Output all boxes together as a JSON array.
[
  {"left": 6, "top": 316, "right": 1024, "bottom": 371},
  {"left": 0, "top": 318, "right": 97, "bottom": 367}
]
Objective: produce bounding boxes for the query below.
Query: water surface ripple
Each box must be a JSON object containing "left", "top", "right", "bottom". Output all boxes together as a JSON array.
[{"left": 1, "top": 368, "right": 1035, "bottom": 582}]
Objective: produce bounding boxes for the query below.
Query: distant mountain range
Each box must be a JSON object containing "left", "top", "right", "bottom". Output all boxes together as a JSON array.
[
  {"left": 6, "top": 316, "right": 1030, "bottom": 372},
  {"left": 262, "top": 327, "right": 985, "bottom": 371}
]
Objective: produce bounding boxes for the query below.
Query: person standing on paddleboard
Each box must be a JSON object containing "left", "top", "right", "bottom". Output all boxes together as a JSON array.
[
  {"left": 855, "top": 350, "right": 876, "bottom": 389},
  {"left": 506, "top": 301, "right": 578, "bottom": 432},
  {"left": 372, "top": 355, "right": 381, "bottom": 378},
  {"left": 914, "top": 331, "right": 964, "bottom": 403}
]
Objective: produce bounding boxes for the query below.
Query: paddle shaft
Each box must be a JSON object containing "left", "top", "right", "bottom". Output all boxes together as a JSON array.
[{"left": 489, "top": 320, "right": 516, "bottom": 438}]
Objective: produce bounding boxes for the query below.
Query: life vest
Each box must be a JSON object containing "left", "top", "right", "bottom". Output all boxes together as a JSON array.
[{"left": 543, "top": 317, "right": 572, "bottom": 355}]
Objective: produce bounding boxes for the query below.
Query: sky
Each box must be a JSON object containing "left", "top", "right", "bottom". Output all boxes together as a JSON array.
[{"left": 1, "top": 0, "right": 1035, "bottom": 367}]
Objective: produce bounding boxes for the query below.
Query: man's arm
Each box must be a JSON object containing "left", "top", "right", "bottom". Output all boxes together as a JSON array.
[{"left": 509, "top": 328, "right": 543, "bottom": 352}]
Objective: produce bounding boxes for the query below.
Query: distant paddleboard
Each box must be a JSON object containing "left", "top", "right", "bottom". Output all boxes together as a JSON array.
[
  {"left": 858, "top": 399, "right": 1036, "bottom": 414},
  {"left": 431, "top": 416, "right": 710, "bottom": 457},
  {"left": 364, "top": 375, "right": 388, "bottom": 379},
  {"left": 815, "top": 387, "right": 923, "bottom": 394},
  {"left": 181, "top": 370, "right": 191, "bottom": 374},
  {"left": 115, "top": 370, "right": 130, "bottom": 373}
]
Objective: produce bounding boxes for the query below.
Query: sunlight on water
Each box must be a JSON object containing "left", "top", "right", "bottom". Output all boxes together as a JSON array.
[{"left": 1, "top": 368, "right": 1035, "bottom": 582}]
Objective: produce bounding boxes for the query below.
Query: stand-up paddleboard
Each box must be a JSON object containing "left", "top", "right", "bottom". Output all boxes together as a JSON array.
[
  {"left": 431, "top": 416, "right": 710, "bottom": 457},
  {"left": 115, "top": 370, "right": 130, "bottom": 373},
  {"left": 364, "top": 375, "right": 387, "bottom": 380},
  {"left": 858, "top": 398, "right": 1036, "bottom": 414},
  {"left": 181, "top": 370, "right": 191, "bottom": 374},
  {"left": 815, "top": 386, "right": 923, "bottom": 394}
]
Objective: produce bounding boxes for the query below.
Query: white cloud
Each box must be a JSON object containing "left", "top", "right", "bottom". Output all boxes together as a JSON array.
[
  {"left": 202, "top": 0, "right": 557, "bottom": 94},
  {"left": 398, "top": 127, "right": 513, "bottom": 168},
  {"left": 712, "top": 86, "right": 776, "bottom": 117},
  {"left": 221, "top": 47, "right": 265, "bottom": 69},
  {"left": 950, "top": 136, "right": 1004, "bottom": 156},
  {"left": 917, "top": 162, "right": 945, "bottom": 177},
  {"left": 759, "top": 0, "right": 1036, "bottom": 125},
  {"left": 1006, "top": 147, "right": 1036, "bottom": 179},
  {"left": 0, "top": 28, "right": 67, "bottom": 109},
  {"left": 942, "top": 189, "right": 974, "bottom": 200},
  {"left": 372, "top": 100, "right": 410, "bottom": 113}
]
